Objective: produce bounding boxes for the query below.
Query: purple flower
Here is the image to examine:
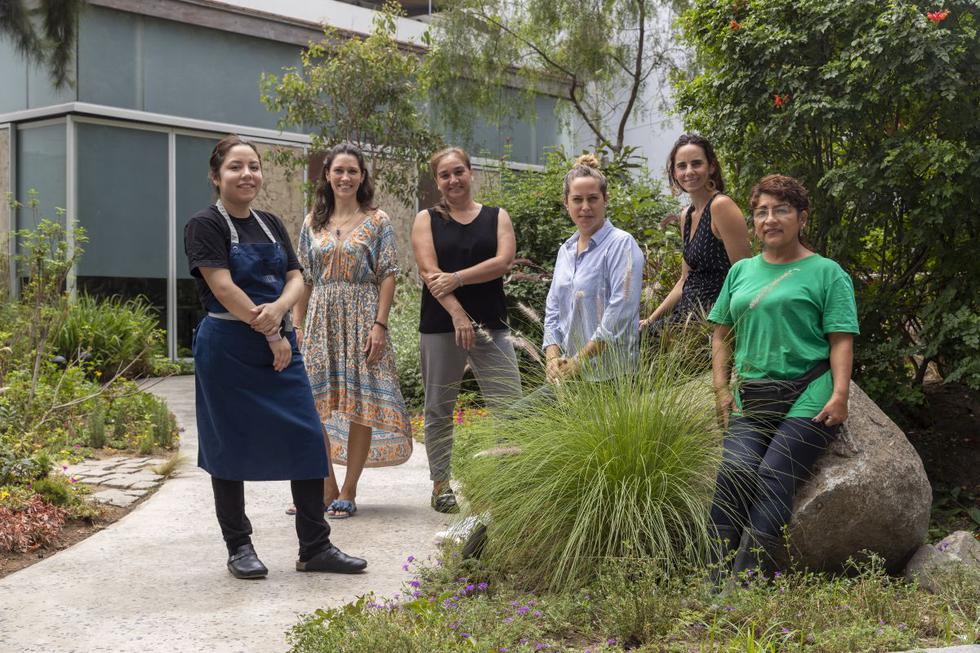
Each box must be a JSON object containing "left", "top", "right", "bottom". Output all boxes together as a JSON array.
[
  {"left": 477, "top": 582, "right": 489, "bottom": 591},
  {"left": 466, "top": 584, "right": 475, "bottom": 592},
  {"left": 511, "top": 600, "right": 521, "bottom": 607},
  {"left": 402, "top": 564, "right": 410, "bottom": 571},
  {"left": 499, "top": 649, "right": 509, "bottom": 652},
  {"left": 407, "top": 555, "right": 415, "bottom": 562},
  {"left": 898, "top": 623, "right": 907, "bottom": 631},
  {"left": 517, "top": 605, "right": 530, "bottom": 616},
  {"left": 503, "top": 617, "right": 513, "bottom": 624},
  {"left": 533, "top": 610, "right": 542, "bottom": 618},
  {"left": 460, "top": 632, "right": 470, "bottom": 638},
  {"left": 535, "top": 644, "right": 545, "bottom": 651},
  {"left": 409, "top": 580, "right": 421, "bottom": 588},
  {"left": 607, "top": 638, "right": 617, "bottom": 645},
  {"left": 781, "top": 628, "right": 790, "bottom": 634},
  {"left": 773, "top": 571, "right": 782, "bottom": 578},
  {"left": 412, "top": 591, "right": 422, "bottom": 598}
]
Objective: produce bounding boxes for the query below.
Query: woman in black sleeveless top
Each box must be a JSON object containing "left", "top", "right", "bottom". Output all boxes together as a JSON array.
[
  {"left": 411, "top": 147, "right": 522, "bottom": 513},
  {"left": 641, "top": 134, "right": 751, "bottom": 329}
]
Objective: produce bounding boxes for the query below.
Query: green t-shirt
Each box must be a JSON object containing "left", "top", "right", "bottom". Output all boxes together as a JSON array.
[{"left": 707, "top": 253, "right": 859, "bottom": 418}]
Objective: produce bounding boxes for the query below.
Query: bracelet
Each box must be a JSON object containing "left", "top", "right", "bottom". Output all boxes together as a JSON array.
[
  {"left": 453, "top": 271, "right": 463, "bottom": 287},
  {"left": 374, "top": 320, "right": 388, "bottom": 330}
]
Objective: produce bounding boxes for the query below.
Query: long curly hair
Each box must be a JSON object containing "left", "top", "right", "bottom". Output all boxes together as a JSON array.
[
  {"left": 666, "top": 133, "right": 725, "bottom": 195},
  {"left": 310, "top": 143, "right": 376, "bottom": 231}
]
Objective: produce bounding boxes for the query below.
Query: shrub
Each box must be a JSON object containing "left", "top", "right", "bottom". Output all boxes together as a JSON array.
[
  {"left": 454, "top": 333, "right": 721, "bottom": 590},
  {"left": 85, "top": 404, "right": 107, "bottom": 448},
  {"left": 0, "top": 494, "right": 66, "bottom": 553},
  {"left": 53, "top": 294, "right": 166, "bottom": 380},
  {"left": 674, "top": 0, "right": 980, "bottom": 407},
  {"left": 390, "top": 278, "right": 424, "bottom": 411}
]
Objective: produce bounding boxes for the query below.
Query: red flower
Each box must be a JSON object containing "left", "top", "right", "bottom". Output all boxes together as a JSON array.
[
  {"left": 927, "top": 9, "right": 950, "bottom": 22},
  {"left": 730, "top": 19, "right": 741, "bottom": 30},
  {"left": 774, "top": 94, "right": 789, "bottom": 108}
]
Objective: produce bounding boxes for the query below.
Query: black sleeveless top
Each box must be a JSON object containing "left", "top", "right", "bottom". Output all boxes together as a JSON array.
[
  {"left": 419, "top": 205, "right": 509, "bottom": 334},
  {"left": 671, "top": 194, "right": 733, "bottom": 320}
]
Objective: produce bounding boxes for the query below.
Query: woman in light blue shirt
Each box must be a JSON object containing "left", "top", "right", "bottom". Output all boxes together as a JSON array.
[{"left": 543, "top": 154, "right": 645, "bottom": 382}]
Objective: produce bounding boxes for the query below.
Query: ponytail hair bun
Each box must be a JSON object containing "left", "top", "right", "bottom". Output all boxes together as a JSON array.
[
  {"left": 574, "top": 153, "right": 601, "bottom": 169},
  {"left": 564, "top": 153, "right": 608, "bottom": 199}
]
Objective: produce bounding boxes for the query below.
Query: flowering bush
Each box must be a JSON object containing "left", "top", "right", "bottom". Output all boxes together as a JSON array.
[{"left": 674, "top": 0, "right": 980, "bottom": 407}]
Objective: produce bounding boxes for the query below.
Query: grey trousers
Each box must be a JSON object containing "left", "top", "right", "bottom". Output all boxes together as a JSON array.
[{"left": 420, "top": 329, "right": 522, "bottom": 482}]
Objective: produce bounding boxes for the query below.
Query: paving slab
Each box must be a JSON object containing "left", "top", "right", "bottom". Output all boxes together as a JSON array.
[
  {"left": 0, "top": 375, "right": 449, "bottom": 653},
  {"left": 89, "top": 488, "right": 143, "bottom": 508}
]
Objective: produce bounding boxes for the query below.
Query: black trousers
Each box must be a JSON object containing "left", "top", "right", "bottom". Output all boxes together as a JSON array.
[
  {"left": 211, "top": 477, "right": 331, "bottom": 561},
  {"left": 709, "top": 415, "right": 837, "bottom": 537}
]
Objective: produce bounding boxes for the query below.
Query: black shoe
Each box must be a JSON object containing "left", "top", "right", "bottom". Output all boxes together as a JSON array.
[
  {"left": 227, "top": 543, "right": 268, "bottom": 580},
  {"left": 732, "top": 529, "right": 789, "bottom": 578},
  {"left": 296, "top": 544, "right": 367, "bottom": 573}
]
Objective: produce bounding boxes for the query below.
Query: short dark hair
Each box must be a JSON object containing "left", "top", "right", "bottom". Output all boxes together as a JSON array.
[
  {"left": 666, "top": 133, "right": 725, "bottom": 194},
  {"left": 749, "top": 174, "right": 809, "bottom": 214},
  {"left": 311, "top": 143, "right": 376, "bottom": 231},
  {"left": 209, "top": 135, "right": 260, "bottom": 194}
]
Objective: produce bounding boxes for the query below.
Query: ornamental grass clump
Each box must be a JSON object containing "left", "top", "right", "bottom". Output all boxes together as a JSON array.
[{"left": 454, "top": 333, "right": 722, "bottom": 590}]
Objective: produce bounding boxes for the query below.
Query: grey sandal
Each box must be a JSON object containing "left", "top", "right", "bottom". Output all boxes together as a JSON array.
[{"left": 431, "top": 487, "right": 459, "bottom": 514}]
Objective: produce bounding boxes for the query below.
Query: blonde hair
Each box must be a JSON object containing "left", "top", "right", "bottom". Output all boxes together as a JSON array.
[{"left": 563, "top": 153, "right": 607, "bottom": 199}]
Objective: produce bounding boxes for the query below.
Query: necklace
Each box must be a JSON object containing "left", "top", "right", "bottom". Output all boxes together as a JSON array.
[{"left": 331, "top": 211, "right": 364, "bottom": 239}]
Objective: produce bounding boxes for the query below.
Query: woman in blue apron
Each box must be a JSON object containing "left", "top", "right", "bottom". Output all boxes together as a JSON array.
[{"left": 183, "top": 135, "right": 366, "bottom": 579}]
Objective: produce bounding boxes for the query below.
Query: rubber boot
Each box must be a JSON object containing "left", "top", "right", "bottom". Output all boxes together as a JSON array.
[{"left": 732, "top": 529, "right": 789, "bottom": 579}]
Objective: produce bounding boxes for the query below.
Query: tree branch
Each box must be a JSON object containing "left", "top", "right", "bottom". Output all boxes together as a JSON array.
[{"left": 615, "top": 0, "right": 647, "bottom": 153}]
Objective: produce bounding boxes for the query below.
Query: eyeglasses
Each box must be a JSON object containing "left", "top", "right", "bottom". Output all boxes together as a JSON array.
[{"left": 752, "top": 204, "right": 795, "bottom": 220}]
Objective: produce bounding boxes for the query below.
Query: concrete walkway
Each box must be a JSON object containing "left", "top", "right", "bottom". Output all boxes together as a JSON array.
[{"left": 0, "top": 375, "right": 450, "bottom": 653}]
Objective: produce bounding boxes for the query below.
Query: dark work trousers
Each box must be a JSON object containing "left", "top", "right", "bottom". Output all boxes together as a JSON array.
[
  {"left": 709, "top": 415, "right": 837, "bottom": 537},
  {"left": 211, "top": 477, "right": 331, "bottom": 561}
]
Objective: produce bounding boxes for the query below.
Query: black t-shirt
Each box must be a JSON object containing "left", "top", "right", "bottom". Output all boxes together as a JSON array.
[{"left": 184, "top": 205, "right": 301, "bottom": 310}]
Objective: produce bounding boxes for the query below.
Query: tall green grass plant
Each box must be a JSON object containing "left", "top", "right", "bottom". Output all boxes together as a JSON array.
[{"left": 454, "top": 336, "right": 722, "bottom": 590}]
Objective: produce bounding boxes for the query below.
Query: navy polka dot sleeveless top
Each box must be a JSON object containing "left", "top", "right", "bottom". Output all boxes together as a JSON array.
[{"left": 671, "top": 194, "right": 732, "bottom": 321}]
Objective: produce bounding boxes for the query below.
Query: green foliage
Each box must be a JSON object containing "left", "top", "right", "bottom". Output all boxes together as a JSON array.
[
  {"left": 425, "top": 0, "right": 683, "bottom": 154},
  {"left": 288, "top": 553, "right": 979, "bottom": 652},
  {"left": 260, "top": 1, "right": 442, "bottom": 206},
  {"left": 0, "top": 0, "right": 82, "bottom": 88},
  {"left": 389, "top": 278, "right": 425, "bottom": 411},
  {"left": 673, "top": 0, "right": 980, "bottom": 406},
  {"left": 454, "top": 335, "right": 721, "bottom": 591},
  {"left": 53, "top": 294, "right": 167, "bottom": 380},
  {"left": 85, "top": 404, "right": 107, "bottom": 449}
]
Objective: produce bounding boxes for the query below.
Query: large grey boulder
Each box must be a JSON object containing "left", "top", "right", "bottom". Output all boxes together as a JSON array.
[{"left": 788, "top": 381, "right": 932, "bottom": 573}]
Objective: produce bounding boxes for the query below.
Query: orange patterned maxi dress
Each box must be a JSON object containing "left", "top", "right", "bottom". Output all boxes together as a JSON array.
[{"left": 298, "top": 211, "right": 413, "bottom": 467}]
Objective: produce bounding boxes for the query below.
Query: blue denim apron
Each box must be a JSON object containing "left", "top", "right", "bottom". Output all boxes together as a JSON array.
[{"left": 192, "top": 200, "right": 328, "bottom": 481}]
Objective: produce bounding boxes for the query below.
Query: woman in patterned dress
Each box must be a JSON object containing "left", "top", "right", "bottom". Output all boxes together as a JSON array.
[
  {"left": 640, "top": 134, "right": 751, "bottom": 330},
  {"left": 291, "top": 143, "right": 413, "bottom": 518}
]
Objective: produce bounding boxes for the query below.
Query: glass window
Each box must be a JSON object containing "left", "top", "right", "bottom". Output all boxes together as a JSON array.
[
  {"left": 75, "top": 123, "right": 168, "bottom": 331},
  {"left": 0, "top": 37, "right": 28, "bottom": 113},
  {"left": 141, "top": 19, "right": 301, "bottom": 129},
  {"left": 16, "top": 123, "right": 66, "bottom": 232},
  {"left": 175, "top": 134, "right": 221, "bottom": 355},
  {"left": 77, "top": 6, "right": 140, "bottom": 110}
]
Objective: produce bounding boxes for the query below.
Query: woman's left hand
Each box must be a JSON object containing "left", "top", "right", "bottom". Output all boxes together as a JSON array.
[
  {"left": 554, "top": 356, "right": 581, "bottom": 381},
  {"left": 426, "top": 271, "right": 462, "bottom": 298},
  {"left": 250, "top": 302, "right": 286, "bottom": 335},
  {"left": 364, "top": 323, "right": 387, "bottom": 365},
  {"left": 813, "top": 393, "right": 849, "bottom": 427}
]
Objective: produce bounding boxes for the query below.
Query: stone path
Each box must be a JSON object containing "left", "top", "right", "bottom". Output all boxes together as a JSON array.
[
  {"left": 62, "top": 455, "right": 167, "bottom": 507},
  {"left": 0, "top": 375, "right": 450, "bottom": 653}
]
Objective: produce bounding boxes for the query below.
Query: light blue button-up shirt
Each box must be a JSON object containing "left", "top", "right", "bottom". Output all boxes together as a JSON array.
[{"left": 542, "top": 219, "right": 644, "bottom": 380}]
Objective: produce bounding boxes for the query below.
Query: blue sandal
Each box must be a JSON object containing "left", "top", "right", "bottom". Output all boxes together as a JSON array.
[{"left": 327, "top": 499, "right": 357, "bottom": 519}]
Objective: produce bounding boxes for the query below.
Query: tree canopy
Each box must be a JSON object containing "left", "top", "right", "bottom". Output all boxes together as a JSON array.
[{"left": 425, "top": 0, "right": 686, "bottom": 156}]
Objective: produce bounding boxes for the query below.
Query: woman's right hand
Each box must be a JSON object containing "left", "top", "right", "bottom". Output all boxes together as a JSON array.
[
  {"left": 269, "top": 337, "right": 292, "bottom": 372},
  {"left": 452, "top": 313, "right": 475, "bottom": 350},
  {"left": 715, "top": 387, "right": 736, "bottom": 430}
]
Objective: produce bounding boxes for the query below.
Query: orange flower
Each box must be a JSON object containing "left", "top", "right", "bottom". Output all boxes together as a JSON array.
[
  {"left": 773, "top": 94, "right": 786, "bottom": 108},
  {"left": 730, "top": 19, "right": 741, "bottom": 30},
  {"left": 927, "top": 9, "right": 950, "bottom": 22}
]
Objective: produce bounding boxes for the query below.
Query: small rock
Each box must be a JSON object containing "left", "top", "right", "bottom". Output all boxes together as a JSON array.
[{"left": 904, "top": 530, "right": 980, "bottom": 593}]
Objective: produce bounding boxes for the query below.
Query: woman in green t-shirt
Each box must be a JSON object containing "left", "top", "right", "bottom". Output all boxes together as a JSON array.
[{"left": 706, "top": 174, "right": 859, "bottom": 578}]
